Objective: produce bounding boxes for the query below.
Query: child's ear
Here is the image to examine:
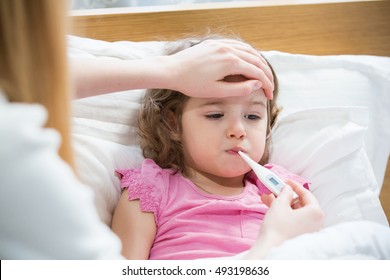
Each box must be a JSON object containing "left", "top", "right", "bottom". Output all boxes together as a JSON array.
[{"left": 165, "top": 110, "right": 181, "bottom": 142}]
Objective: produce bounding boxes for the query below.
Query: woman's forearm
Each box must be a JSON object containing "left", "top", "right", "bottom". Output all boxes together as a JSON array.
[
  {"left": 70, "top": 39, "right": 274, "bottom": 99},
  {"left": 70, "top": 57, "right": 173, "bottom": 99}
]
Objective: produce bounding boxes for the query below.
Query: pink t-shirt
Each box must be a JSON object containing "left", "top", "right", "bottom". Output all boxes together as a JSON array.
[{"left": 117, "top": 159, "right": 309, "bottom": 260}]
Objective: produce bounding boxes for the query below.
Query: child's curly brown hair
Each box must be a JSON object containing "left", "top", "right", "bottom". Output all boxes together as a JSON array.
[{"left": 138, "top": 34, "right": 281, "bottom": 174}]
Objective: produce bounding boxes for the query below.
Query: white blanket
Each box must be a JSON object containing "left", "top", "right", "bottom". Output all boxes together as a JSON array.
[{"left": 267, "top": 221, "right": 390, "bottom": 259}]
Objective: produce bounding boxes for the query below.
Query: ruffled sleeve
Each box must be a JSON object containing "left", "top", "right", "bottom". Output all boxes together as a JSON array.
[
  {"left": 116, "top": 159, "right": 167, "bottom": 223},
  {"left": 247, "top": 163, "right": 311, "bottom": 195}
]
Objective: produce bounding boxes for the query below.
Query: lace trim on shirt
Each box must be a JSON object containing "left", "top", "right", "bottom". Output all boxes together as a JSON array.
[{"left": 116, "top": 169, "right": 161, "bottom": 223}]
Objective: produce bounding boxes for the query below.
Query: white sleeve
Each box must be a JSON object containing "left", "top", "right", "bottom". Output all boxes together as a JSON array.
[{"left": 0, "top": 101, "right": 123, "bottom": 259}]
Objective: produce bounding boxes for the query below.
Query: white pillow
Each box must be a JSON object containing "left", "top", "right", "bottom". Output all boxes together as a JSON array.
[
  {"left": 69, "top": 36, "right": 390, "bottom": 226},
  {"left": 265, "top": 51, "right": 390, "bottom": 189},
  {"left": 72, "top": 90, "right": 145, "bottom": 224},
  {"left": 269, "top": 107, "right": 387, "bottom": 226}
]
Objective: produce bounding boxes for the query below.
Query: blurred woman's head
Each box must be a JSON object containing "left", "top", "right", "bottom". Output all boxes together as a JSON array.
[{"left": 0, "top": 0, "right": 74, "bottom": 167}]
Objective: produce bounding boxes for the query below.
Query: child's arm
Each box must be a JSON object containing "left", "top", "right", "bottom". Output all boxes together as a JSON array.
[{"left": 111, "top": 191, "right": 156, "bottom": 260}]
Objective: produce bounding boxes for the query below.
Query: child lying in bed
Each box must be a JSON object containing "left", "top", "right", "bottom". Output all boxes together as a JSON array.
[{"left": 111, "top": 34, "right": 324, "bottom": 260}]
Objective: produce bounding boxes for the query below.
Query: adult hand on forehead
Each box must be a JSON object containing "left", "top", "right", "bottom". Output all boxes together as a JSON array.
[{"left": 167, "top": 39, "right": 274, "bottom": 99}]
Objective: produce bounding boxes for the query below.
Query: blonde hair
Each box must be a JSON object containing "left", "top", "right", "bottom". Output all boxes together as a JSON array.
[
  {"left": 0, "top": 0, "right": 74, "bottom": 169},
  {"left": 139, "top": 34, "right": 281, "bottom": 174}
]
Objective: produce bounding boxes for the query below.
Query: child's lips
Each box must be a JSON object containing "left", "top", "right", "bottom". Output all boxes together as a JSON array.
[{"left": 227, "top": 147, "right": 246, "bottom": 155}]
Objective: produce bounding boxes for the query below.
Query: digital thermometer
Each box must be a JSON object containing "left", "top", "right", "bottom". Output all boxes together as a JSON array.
[{"left": 238, "top": 151, "right": 298, "bottom": 199}]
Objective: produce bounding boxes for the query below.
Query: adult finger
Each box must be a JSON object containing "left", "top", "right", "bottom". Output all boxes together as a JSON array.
[
  {"left": 227, "top": 47, "right": 273, "bottom": 81},
  {"left": 208, "top": 39, "right": 266, "bottom": 60},
  {"left": 287, "top": 180, "right": 320, "bottom": 207},
  {"left": 229, "top": 49, "right": 274, "bottom": 95},
  {"left": 210, "top": 79, "right": 262, "bottom": 97},
  {"left": 223, "top": 60, "right": 273, "bottom": 99},
  {"left": 261, "top": 193, "right": 276, "bottom": 207},
  {"left": 274, "top": 184, "right": 295, "bottom": 206}
]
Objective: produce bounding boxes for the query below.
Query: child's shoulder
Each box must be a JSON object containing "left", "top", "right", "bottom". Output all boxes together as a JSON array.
[
  {"left": 116, "top": 158, "right": 178, "bottom": 190},
  {"left": 116, "top": 159, "right": 177, "bottom": 222}
]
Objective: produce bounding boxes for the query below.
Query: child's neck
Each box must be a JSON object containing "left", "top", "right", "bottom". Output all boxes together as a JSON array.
[{"left": 186, "top": 169, "right": 245, "bottom": 196}]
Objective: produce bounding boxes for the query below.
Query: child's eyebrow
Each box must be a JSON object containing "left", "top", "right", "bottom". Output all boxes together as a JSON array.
[
  {"left": 200, "top": 100, "right": 224, "bottom": 107},
  {"left": 251, "top": 100, "right": 267, "bottom": 107},
  {"left": 199, "top": 99, "right": 266, "bottom": 107}
]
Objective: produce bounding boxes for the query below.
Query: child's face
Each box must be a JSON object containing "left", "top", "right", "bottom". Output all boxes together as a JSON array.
[{"left": 180, "top": 89, "right": 268, "bottom": 179}]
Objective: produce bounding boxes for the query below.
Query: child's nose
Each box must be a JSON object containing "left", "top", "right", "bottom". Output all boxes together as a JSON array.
[{"left": 226, "top": 118, "right": 246, "bottom": 139}]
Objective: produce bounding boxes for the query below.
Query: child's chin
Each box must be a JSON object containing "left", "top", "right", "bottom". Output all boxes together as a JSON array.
[{"left": 222, "top": 169, "right": 249, "bottom": 178}]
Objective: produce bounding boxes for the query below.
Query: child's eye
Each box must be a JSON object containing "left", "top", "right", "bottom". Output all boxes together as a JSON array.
[
  {"left": 245, "top": 114, "right": 261, "bottom": 120},
  {"left": 205, "top": 113, "right": 224, "bottom": 119}
]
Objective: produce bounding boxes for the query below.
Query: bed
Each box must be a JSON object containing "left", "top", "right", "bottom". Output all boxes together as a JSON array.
[{"left": 68, "top": 0, "right": 390, "bottom": 259}]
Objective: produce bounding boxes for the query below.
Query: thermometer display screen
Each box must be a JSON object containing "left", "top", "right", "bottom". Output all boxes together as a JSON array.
[{"left": 269, "top": 177, "right": 280, "bottom": 186}]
